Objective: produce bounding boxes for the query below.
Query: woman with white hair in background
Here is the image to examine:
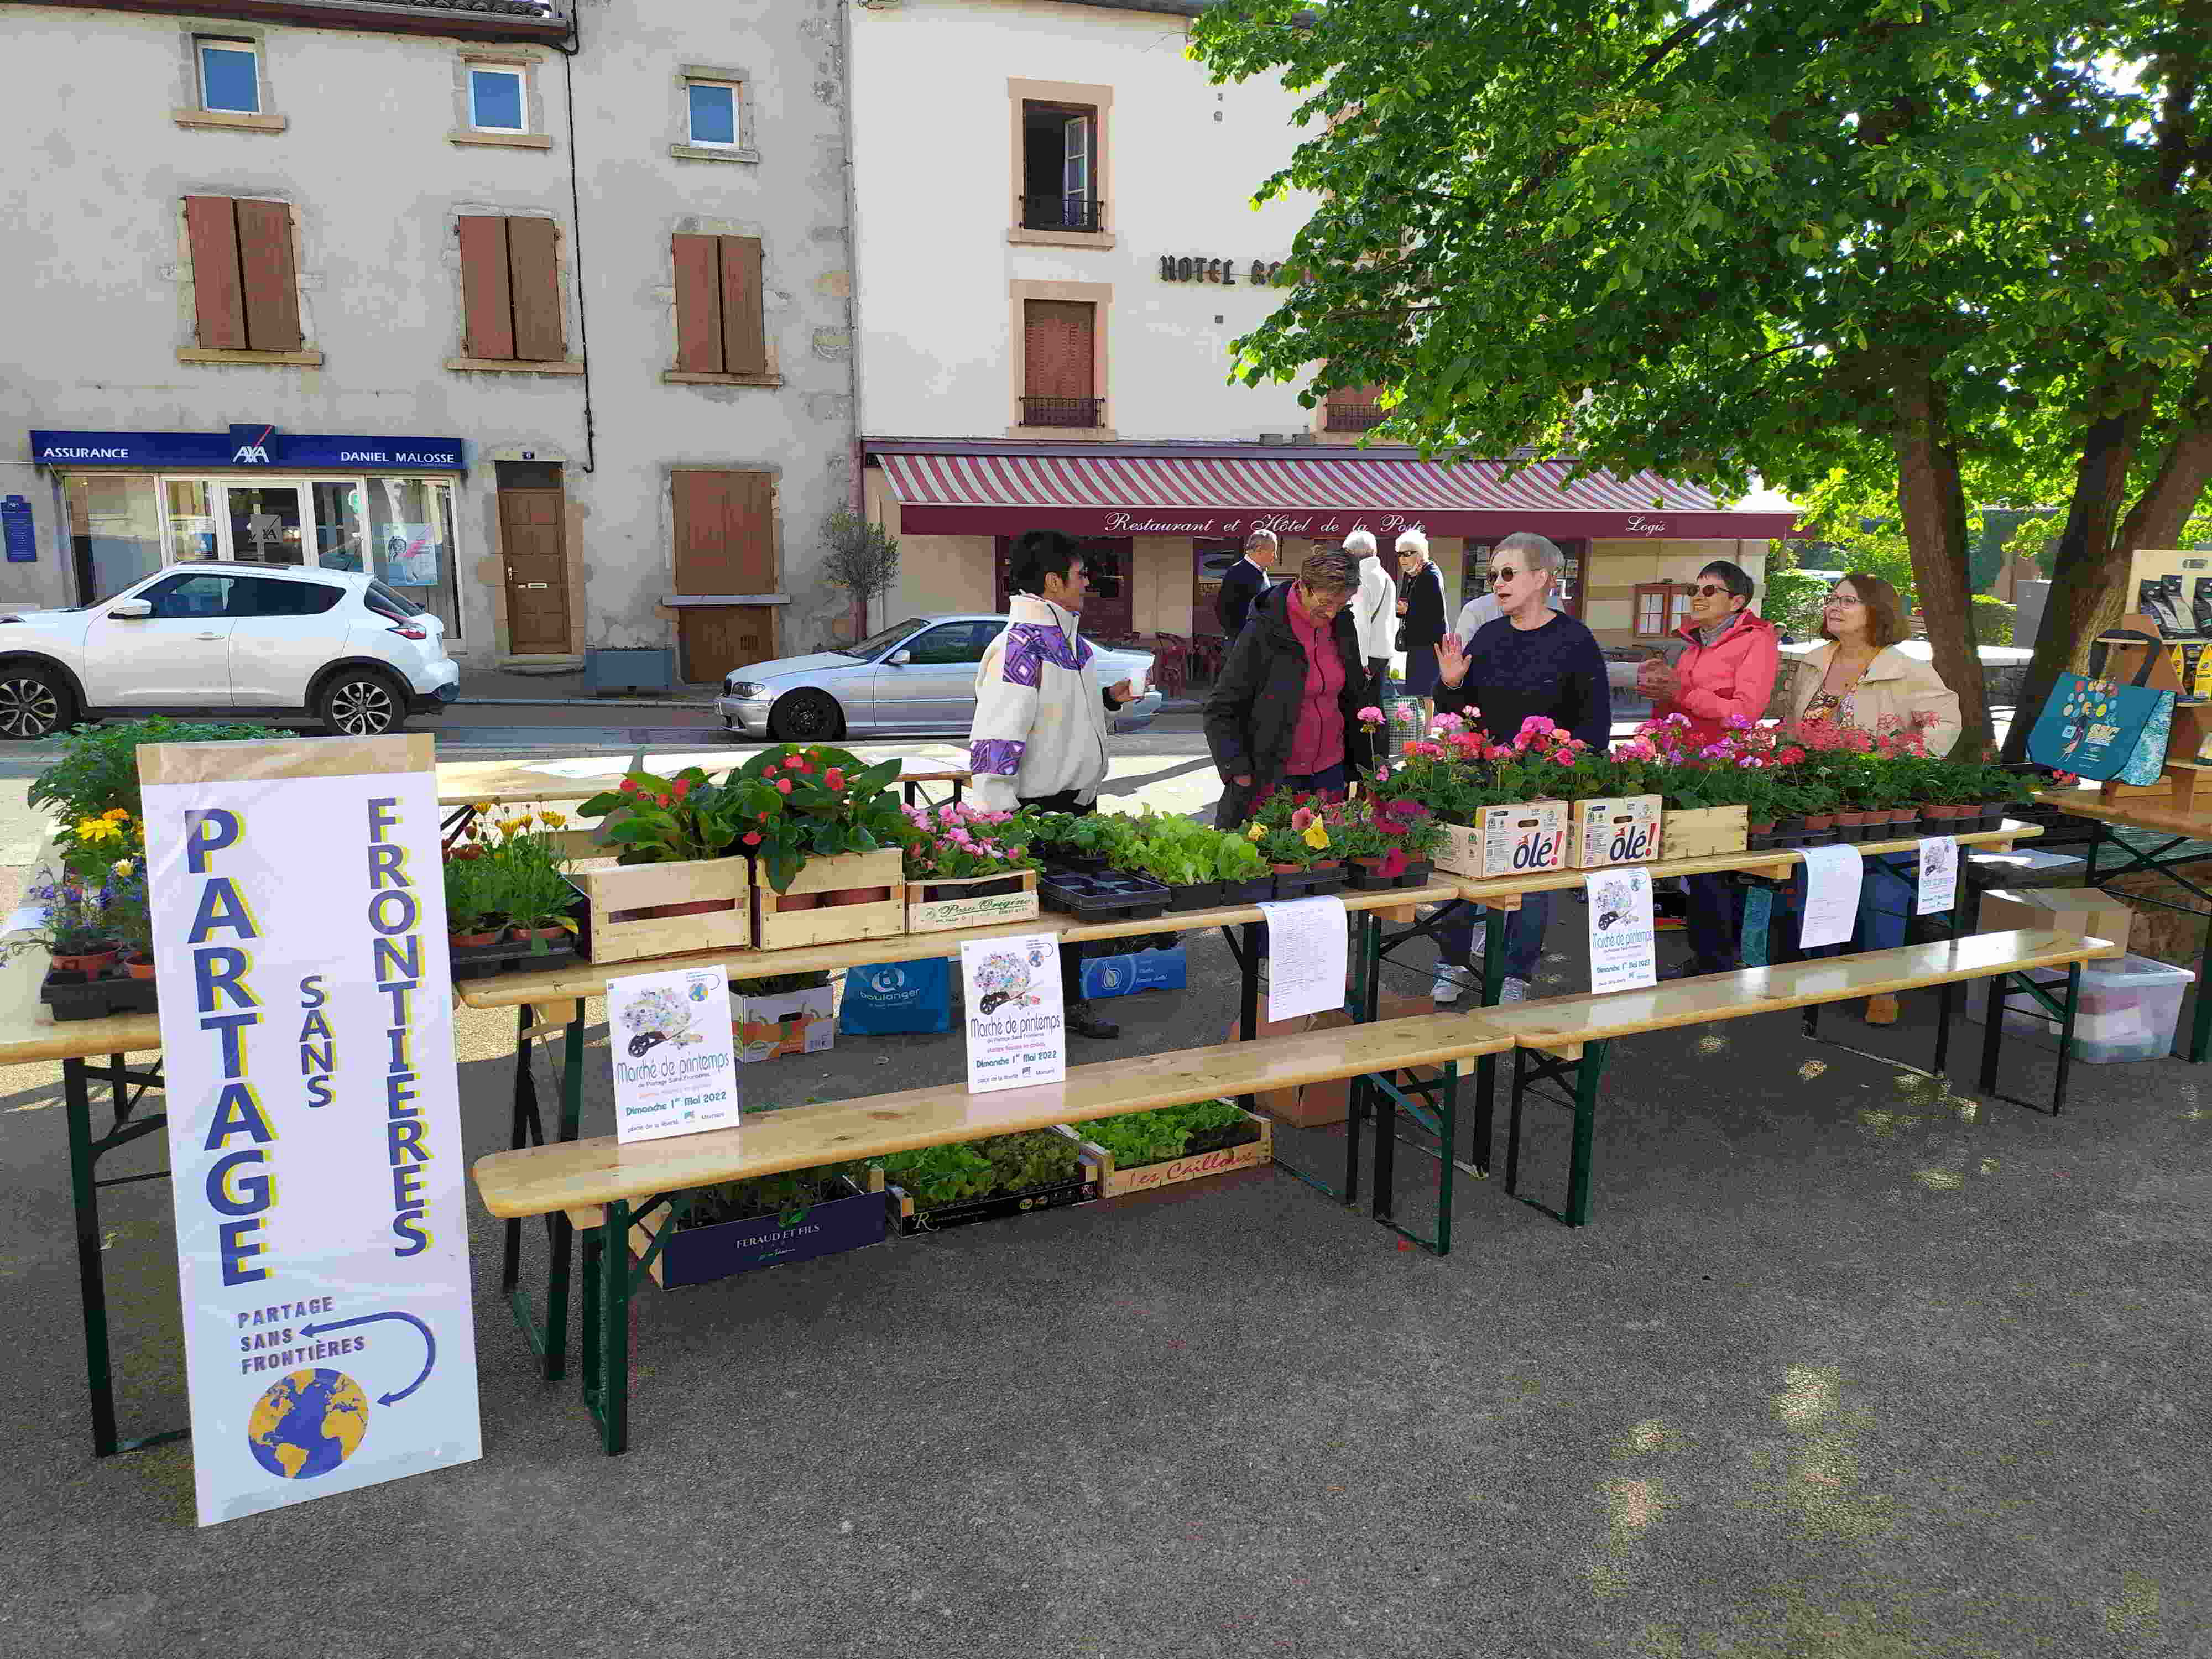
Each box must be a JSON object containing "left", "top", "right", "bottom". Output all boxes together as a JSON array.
[
  {"left": 1345, "top": 529, "right": 1397, "bottom": 685},
  {"left": 1394, "top": 525, "right": 1448, "bottom": 711}
]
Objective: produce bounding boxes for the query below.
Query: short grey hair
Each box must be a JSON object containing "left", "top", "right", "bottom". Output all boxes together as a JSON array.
[
  {"left": 1494, "top": 531, "right": 1564, "bottom": 575},
  {"left": 1343, "top": 529, "right": 1378, "bottom": 557},
  {"left": 1395, "top": 525, "right": 1429, "bottom": 557},
  {"left": 1299, "top": 549, "right": 1361, "bottom": 595},
  {"left": 1243, "top": 528, "right": 1279, "bottom": 555}
]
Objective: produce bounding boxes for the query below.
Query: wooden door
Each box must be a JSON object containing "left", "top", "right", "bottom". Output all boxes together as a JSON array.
[
  {"left": 678, "top": 607, "right": 774, "bottom": 684},
  {"left": 498, "top": 486, "right": 570, "bottom": 654}
]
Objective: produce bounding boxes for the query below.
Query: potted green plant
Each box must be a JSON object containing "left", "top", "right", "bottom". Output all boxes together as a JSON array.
[
  {"left": 877, "top": 1129, "right": 1097, "bottom": 1234},
  {"left": 1056, "top": 1098, "right": 1271, "bottom": 1197},
  {"left": 444, "top": 847, "right": 501, "bottom": 950},
  {"left": 30, "top": 718, "right": 279, "bottom": 888}
]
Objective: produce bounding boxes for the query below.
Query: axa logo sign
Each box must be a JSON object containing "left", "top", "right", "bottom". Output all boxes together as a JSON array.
[{"left": 228, "top": 425, "right": 276, "bottom": 465}]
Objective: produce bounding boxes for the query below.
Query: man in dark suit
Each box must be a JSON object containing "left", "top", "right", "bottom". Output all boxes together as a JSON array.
[{"left": 1214, "top": 528, "right": 1279, "bottom": 639}]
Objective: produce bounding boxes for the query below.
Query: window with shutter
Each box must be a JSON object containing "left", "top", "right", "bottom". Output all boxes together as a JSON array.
[
  {"left": 1021, "top": 300, "right": 1097, "bottom": 427},
  {"left": 183, "top": 196, "right": 304, "bottom": 355},
  {"left": 669, "top": 234, "right": 770, "bottom": 382},
  {"left": 1634, "top": 583, "right": 1670, "bottom": 637},
  {"left": 455, "top": 215, "right": 568, "bottom": 367}
]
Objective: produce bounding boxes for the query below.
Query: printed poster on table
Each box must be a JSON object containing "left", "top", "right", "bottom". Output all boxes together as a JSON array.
[
  {"left": 961, "top": 933, "right": 1065, "bottom": 1094},
  {"left": 608, "top": 966, "right": 740, "bottom": 1144},
  {"left": 1585, "top": 867, "right": 1657, "bottom": 994},
  {"left": 1917, "top": 836, "right": 1960, "bottom": 916},
  {"left": 1258, "top": 896, "right": 1350, "bottom": 1022},
  {"left": 140, "top": 736, "right": 479, "bottom": 1528}
]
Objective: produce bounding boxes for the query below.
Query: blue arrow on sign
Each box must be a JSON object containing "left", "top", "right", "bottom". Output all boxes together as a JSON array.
[{"left": 300, "top": 1311, "right": 437, "bottom": 1405}]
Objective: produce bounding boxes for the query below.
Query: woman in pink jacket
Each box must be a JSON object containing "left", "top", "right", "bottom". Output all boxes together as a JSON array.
[
  {"left": 1636, "top": 561, "right": 1781, "bottom": 978},
  {"left": 1637, "top": 560, "right": 1781, "bottom": 742}
]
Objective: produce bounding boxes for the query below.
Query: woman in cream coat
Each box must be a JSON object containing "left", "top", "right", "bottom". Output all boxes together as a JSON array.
[{"left": 1787, "top": 571, "right": 1964, "bottom": 1024}]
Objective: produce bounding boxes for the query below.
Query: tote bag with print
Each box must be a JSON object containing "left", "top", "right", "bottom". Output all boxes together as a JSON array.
[{"left": 2026, "top": 630, "right": 2174, "bottom": 784}]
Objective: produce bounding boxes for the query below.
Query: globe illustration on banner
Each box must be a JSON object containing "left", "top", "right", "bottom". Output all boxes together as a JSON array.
[{"left": 246, "top": 1368, "right": 371, "bottom": 1479}]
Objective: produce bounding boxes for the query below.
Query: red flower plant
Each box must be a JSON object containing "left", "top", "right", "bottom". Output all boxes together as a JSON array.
[{"left": 825, "top": 767, "right": 846, "bottom": 790}]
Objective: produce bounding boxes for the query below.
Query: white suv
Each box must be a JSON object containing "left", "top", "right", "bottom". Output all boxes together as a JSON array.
[{"left": 0, "top": 565, "right": 460, "bottom": 739}]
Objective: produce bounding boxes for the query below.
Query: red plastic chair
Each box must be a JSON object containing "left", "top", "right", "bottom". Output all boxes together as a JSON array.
[{"left": 1149, "top": 633, "right": 1189, "bottom": 697}]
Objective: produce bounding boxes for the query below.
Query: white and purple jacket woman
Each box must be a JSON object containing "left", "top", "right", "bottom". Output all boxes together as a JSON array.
[{"left": 966, "top": 593, "right": 1123, "bottom": 812}]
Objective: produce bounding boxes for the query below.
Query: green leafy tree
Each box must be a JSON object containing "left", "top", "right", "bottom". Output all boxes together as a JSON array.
[{"left": 1192, "top": 0, "right": 2212, "bottom": 753}]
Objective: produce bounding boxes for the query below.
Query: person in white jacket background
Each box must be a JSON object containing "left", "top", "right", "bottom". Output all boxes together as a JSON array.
[
  {"left": 1345, "top": 529, "right": 1397, "bottom": 684},
  {"left": 967, "top": 529, "right": 1141, "bottom": 1038}
]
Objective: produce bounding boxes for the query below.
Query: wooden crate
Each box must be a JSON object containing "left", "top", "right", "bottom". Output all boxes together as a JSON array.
[
  {"left": 754, "top": 848, "right": 907, "bottom": 952},
  {"left": 906, "top": 868, "right": 1041, "bottom": 935},
  {"left": 1658, "top": 804, "right": 1748, "bottom": 861},
  {"left": 1055, "top": 1110, "right": 1273, "bottom": 1198},
  {"left": 572, "top": 856, "right": 752, "bottom": 964},
  {"left": 1568, "top": 795, "right": 1662, "bottom": 868},
  {"left": 629, "top": 1167, "right": 885, "bottom": 1288},
  {"left": 1433, "top": 801, "right": 1568, "bottom": 879}
]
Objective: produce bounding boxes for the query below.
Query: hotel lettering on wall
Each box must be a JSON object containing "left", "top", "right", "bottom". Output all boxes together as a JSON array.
[{"left": 1158, "top": 257, "right": 1285, "bottom": 286}]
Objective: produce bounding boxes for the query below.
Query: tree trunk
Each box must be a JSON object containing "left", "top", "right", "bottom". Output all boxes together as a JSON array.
[
  {"left": 2000, "top": 408, "right": 2144, "bottom": 760},
  {"left": 1893, "top": 364, "right": 1989, "bottom": 751}
]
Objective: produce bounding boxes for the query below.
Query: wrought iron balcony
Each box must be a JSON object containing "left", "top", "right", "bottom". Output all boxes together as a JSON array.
[
  {"left": 1020, "top": 395, "right": 1104, "bottom": 429},
  {"left": 1019, "top": 194, "right": 1103, "bottom": 233},
  {"left": 1324, "top": 400, "right": 1387, "bottom": 432}
]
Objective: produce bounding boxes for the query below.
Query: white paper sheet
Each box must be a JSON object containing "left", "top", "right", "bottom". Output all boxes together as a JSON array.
[
  {"left": 608, "top": 967, "right": 742, "bottom": 1144},
  {"left": 1585, "top": 867, "right": 1657, "bottom": 993},
  {"left": 1259, "top": 895, "right": 1350, "bottom": 1022},
  {"left": 1799, "top": 843, "right": 1865, "bottom": 950},
  {"left": 1917, "top": 836, "right": 1959, "bottom": 916},
  {"left": 961, "top": 933, "right": 1066, "bottom": 1094}
]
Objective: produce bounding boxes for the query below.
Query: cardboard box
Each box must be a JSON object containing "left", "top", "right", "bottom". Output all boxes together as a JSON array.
[
  {"left": 1569, "top": 794, "right": 1662, "bottom": 868},
  {"left": 1433, "top": 802, "right": 1569, "bottom": 879},
  {"left": 1079, "top": 945, "right": 1186, "bottom": 1000},
  {"left": 735, "top": 985, "right": 835, "bottom": 1062},
  {"left": 1225, "top": 994, "right": 1440, "bottom": 1129},
  {"left": 1977, "top": 887, "right": 2132, "bottom": 955}
]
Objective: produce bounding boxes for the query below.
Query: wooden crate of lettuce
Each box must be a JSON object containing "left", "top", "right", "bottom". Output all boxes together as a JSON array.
[
  {"left": 630, "top": 1162, "right": 886, "bottom": 1288},
  {"left": 1054, "top": 1098, "right": 1272, "bottom": 1198},
  {"left": 879, "top": 1129, "right": 1101, "bottom": 1234}
]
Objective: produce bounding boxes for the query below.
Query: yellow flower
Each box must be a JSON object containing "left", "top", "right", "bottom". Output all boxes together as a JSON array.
[
  {"left": 111, "top": 859, "right": 134, "bottom": 878},
  {"left": 1301, "top": 821, "right": 1331, "bottom": 850},
  {"left": 104, "top": 807, "right": 131, "bottom": 821},
  {"left": 497, "top": 817, "right": 527, "bottom": 834},
  {"left": 76, "top": 817, "right": 121, "bottom": 843},
  {"left": 1245, "top": 823, "right": 1265, "bottom": 842},
  {"left": 472, "top": 800, "right": 494, "bottom": 813},
  {"left": 540, "top": 810, "right": 569, "bottom": 828}
]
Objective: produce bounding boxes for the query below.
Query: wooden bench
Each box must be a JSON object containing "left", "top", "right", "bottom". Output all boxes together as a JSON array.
[
  {"left": 472, "top": 1012, "right": 1513, "bottom": 1454},
  {"left": 1470, "top": 928, "right": 2122, "bottom": 1228}
]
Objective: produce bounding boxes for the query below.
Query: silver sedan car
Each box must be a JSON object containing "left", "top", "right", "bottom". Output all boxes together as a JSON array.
[{"left": 714, "top": 613, "right": 1164, "bottom": 742}]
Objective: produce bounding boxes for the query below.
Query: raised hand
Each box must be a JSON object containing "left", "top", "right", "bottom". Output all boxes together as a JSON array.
[{"left": 1436, "top": 630, "right": 1471, "bottom": 688}]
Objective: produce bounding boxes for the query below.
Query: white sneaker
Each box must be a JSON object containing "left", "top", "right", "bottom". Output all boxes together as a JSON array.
[
  {"left": 1499, "top": 977, "right": 1531, "bottom": 1004},
  {"left": 1431, "top": 964, "right": 1474, "bottom": 1005}
]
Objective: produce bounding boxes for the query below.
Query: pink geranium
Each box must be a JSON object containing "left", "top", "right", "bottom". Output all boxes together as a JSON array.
[
  {"left": 1356, "top": 705, "right": 1384, "bottom": 724},
  {"left": 1428, "top": 712, "right": 1466, "bottom": 737}
]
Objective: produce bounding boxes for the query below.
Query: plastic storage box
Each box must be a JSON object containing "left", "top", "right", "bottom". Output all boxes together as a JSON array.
[{"left": 1963, "top": 952, "right": 2197, "bottom": 1063}]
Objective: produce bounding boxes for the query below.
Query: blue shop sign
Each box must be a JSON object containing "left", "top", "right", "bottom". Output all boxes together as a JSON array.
[
  {"left": 2, "top": 496, "right": 34, "bottom": 563},
  {"left": 29, "top": 426, "right": 466, "bottom": 471}
]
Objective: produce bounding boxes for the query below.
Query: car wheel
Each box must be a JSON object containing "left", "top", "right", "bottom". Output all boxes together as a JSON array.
[
  {"left": 768, "top": 688, "right": 843, "bottom": 742},
  {"left": 0, "top": 665, "right": 72, "bottom": 740},
  {"left": 316, "top": 669, "right": 408, "bottom": 737}
]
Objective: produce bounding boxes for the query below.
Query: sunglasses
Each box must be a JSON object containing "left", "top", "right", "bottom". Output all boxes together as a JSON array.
[
  {"left": 1688, "top": 583, "right": 1731, "bottom": 598},
  {"left": 1489, "top": 567, "right": 1521, "bottom": 584}
]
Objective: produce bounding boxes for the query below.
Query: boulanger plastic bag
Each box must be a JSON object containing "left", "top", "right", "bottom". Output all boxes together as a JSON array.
[{"left": 840, "top": 958, "right": 951, "bottom": 1035}]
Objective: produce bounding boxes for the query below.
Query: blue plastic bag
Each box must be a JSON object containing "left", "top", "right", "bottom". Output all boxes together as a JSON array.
[{"left": 841, "top": 958, "right": 951, "bottom": 1035}]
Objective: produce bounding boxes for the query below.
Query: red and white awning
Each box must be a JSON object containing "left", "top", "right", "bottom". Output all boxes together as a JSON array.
[{"left": 870, "top": 444, "right": 1796, "bottom": 540}]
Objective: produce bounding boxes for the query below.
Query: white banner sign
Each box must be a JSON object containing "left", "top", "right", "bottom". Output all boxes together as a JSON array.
[
  {"left": 961, "top": 933, "right": 1065, "bottom": 1093},
  {"left": 143, "top": 739, "right": 480, "bottom": 1527},
  {"left": 1259, "top": 895, "right": 1350, "bottom": 1022},
  {"left": 609, "top": 967, "right": 740, "bottom": 1143},
  {"left": 1916, "top": 836, "right": 1959, "bottom": 916},
  {"left": 1585, "top": 867, "right": 1657, "bottom": 994},
  {"left": 1799, "top": 843, "right": 1865, "bottom": 950}
]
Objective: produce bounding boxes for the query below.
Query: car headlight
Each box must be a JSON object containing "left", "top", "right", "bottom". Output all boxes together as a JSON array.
[{"left": 724, "top": 680, "right": 768, "bottom": 697}]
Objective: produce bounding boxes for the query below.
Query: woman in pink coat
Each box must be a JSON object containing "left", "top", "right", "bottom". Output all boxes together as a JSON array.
[
  {"left": 1637, "top": 560, "right": 1781, "bottom": 742},
  {"left": 1636, "top": 561, "right": 1781, "bottom": 978}
]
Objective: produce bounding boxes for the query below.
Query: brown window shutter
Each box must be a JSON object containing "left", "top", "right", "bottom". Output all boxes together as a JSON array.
[
  {"left": 506, "top": 216, "right": 565, "bottom": 362},
  {"left": 1023, "top": 300, "right": 1093, "bottom": 397},
  {"left": 184, "top": 196, "right": 247, "bottom": 350},
  {"left": 458, "top": 216, "right": 514, "bottom": 361},
  {"left": 717, "top": 236, "right": 767, "bottom": 376},
  {"left": 671, "top": 234, "right": 722, "bottom": 372},
  {"left": 234, "top": 200, "right": 302, "bottom": 352},
  {"left": 671, "top": 470, "right": 776, "bottom": 592}
]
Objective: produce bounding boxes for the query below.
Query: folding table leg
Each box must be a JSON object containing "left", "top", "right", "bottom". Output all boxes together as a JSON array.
[
  {"left": 578, "top": 1203, "right": 634, "bottom": 1456},
  {"left": 1979, "top": 974, "right": 2007, "bottom": 1095},
  {"left": 1469, "top": 908, "right": 1507, "bottom": 1175},
  {"left": 2052, "top": 961, "right": 2082, "bottom": 1116},
  {"left": 1564, "top": 1040, "right": 1609, "bottom": 1228},
  {"left": 1504, "top": 1045, "right": 1529, "bottom": 1196},
  {"left": 1370, "top": 1076, "right": 1397, "bottom": 1224}
]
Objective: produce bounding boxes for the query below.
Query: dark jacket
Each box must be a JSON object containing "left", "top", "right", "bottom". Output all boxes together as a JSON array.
[
  {"left": 1203, "top": 582, "right": 1376, "bottom": 827},
  {"left": 1436, "top": 610, "right": 1611, "bottom": 752},
  {"left": 1215, "top": 557, "right": 1269, "bottom": 639},
  {"left": 1400, "top": 561, "right": 1447, "bottom": 648}
]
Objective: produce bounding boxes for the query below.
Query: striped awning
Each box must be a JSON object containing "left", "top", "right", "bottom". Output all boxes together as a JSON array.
[{"left": 870, "top": 444, "right": 1796, "bottom": 540}]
